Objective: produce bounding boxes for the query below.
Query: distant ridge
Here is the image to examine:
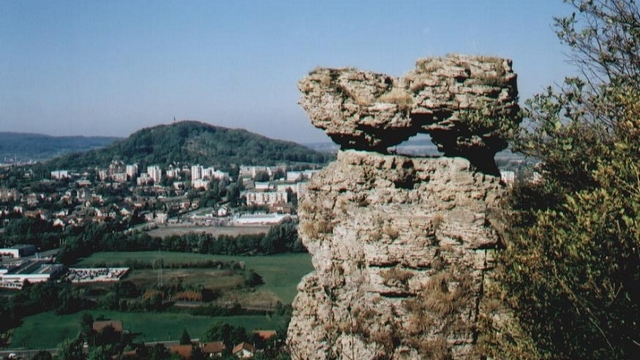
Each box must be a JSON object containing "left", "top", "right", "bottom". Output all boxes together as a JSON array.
[
  {"left": 0, "top": 132, "right": 121, "bottom": 161},
  {"left": 44, "top": 120, "right": 333, "bottom": 170}
]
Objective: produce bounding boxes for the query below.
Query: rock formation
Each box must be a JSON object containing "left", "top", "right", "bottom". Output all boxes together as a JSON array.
[
  {"left": 298, "top": 54, "right": 520, "bottom": 175},
  {"left": 287, "top": 55, "right": 520, "bottom": 359}
]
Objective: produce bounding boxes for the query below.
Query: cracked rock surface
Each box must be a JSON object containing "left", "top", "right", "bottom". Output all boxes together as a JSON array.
[
  {"left": 288, "top": 55, "right": 520, "bottom": 359},
  {"left": 287, "top": 151, "right": 506, "bottom": 359},
  {"left": 298, "top": 54, "right": 520, "bottom": 175}
]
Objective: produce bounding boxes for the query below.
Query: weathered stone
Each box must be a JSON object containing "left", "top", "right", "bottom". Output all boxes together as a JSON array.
[
  {"left": 287, "top": 151, "right": 506, "bottom": 359},
  {"left": 298, "top": 54, "right": 520, "bottom": 175},
  {"left": 288, "top": 54, "right": 524, "bottom": 359}
]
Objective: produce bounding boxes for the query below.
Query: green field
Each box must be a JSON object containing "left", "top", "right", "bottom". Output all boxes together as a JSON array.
[
  {"left": 12, "top": 311, "right": 289, "bottom": 349},
  {"left": 7, "top": 252, "right": 314, "bottom": 349},
  {"left": 75, "top": 252, "right": 314, "bottom": 304}
]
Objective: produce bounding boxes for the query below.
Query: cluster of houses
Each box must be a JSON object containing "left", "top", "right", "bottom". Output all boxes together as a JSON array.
[
  {"left": 239, "top": 165, "right": 314, "bottom": 211},
  {"left": 50, "top": 162, "right": 232, "bottom": 189},
  {"left": 168, "top": 340, "right": 260, "bottom": 359},
  {"left": 0, "top": 161, "right": 319, "bottom": 232},
  {"left": 0, "top": 187, "right": 166, "bottom": 230},
  {"left": 93, "top": 320, "right": 276, "bottom": 359}
]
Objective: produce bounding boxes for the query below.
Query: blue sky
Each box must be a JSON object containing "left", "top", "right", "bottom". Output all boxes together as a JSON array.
[{"left": 0, "top": 0, "right": 575, "bottom": 143}]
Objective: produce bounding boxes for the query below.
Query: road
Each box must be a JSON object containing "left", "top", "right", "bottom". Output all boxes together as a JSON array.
[
  {"left": 0, "top": 340, "right": 186, "bottom": 359},
  {"left": 0, "top": 348, "right": 55, "bottom": 359}
]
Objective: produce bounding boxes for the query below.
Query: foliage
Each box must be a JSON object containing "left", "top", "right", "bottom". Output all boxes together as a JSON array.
[
  {"left": 44, "top": 121, "right": 332, "bottom": 171},
  {"left": 179, "top": 328, "right": 192, "bottom": 345},
  {"left": 76, "top": 252, "right": 313, "bottom": 304},
  {"left": 86, "top": 347, "right": 111, "bottom": 360},
  {"left": 501, "top": 1, "right": 640, "bottom": 358},
  {"left": 2, "top": 216, "right": 63, "bottom": 250},
  {"left": 201, "top": 322, "right": 251, "bottom": 353},
  {"left": 8, "top": 281, "right": 87, "bottom": 319},
  {"left": 188, "top": 304, "right": 267, "bottom": 317},
  {"left": 244, "top": 270, "right": 264, "bottom": 287},
  {"left": 55, "top": 337, "right": 84, "bottom": 360},
  {"left": 555, "top": 0, "right": 640, "bottom": 89},
  {"left": 31, "top": 350, "right": 53, "bottom": 360},
  {"left": 55, "top": 219, "right": 303, "bottom": 266},
  {"left": 260, "top": 218, "right": 303, "bottom": 254},
  {"left": 0, "top": 132, "right": 118, "bottom": 161},
  {"left": 0, "top": 303, "right": 16, "bottom": 347},
  {"left": 80, "top": 313, "right": 94, "bottom": 339},
  {"left": 12, "top": 310, "right": 291, "bottom": 350}
]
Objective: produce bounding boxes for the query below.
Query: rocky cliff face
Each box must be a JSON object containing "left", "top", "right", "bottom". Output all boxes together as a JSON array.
[{"left": 288, "top": 55, "right": 519, "bottom": 359}]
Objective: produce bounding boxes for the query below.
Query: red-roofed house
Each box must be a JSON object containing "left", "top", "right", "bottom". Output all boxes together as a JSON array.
[
  {"left": 201, "top": 341, "right": 226, "bottom": 357},
  {"left": 252, "top": 330, "right": 277, "bottom": 341},
  {"left": 232, "top": 342, "right": 255, "bottom": 358},
  {"left": 170, "top": 345, "right": 194, "bottom": 359},
  {"left": 92, "top": 320, "right": 123, "bottom": 333}
]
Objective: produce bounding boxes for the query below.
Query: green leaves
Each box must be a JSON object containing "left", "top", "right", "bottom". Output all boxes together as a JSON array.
[{"left": 501, "top": 2, "right": 640, "bottom": 357}]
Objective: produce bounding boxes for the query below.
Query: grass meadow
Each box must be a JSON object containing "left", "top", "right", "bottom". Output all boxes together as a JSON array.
[
  {"left": 6, "top": 252, "right": 313, "bottom": 349},
  {"left": 75, "top": 252, "right": 313, "bottom": 304},
  {"left": 12, "top": 310, "right": 289, "bottom": 349},
  {"left": 8, "top": 252, "right": 313, "bottom": 349}
]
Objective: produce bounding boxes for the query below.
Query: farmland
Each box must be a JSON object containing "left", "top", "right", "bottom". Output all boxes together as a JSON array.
[
  {"left": 12, "top": 310, "right": 289, "bottom": 349},
  {"left": 8, "top": 252, "right": 313, "bottom": 350},
  {"left": 74, "top": 252, "right": 313, "bottom": 304}
]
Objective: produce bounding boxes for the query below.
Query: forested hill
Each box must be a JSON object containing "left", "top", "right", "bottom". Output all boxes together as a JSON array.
[
  {"left": 0, "top": 132, "right": 120, "bottom": 161},
  {"left": 45, "top": 120, "right": 333, "bottom": 170}
]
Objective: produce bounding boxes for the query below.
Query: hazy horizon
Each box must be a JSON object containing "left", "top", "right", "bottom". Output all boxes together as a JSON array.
[{"left": 1, "top": 1, "right": 574, "bottom": 144}]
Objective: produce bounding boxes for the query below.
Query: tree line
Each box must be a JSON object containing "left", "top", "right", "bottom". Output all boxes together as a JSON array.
[
  {"left": 44, "top": 120, "right": 333, "bottom": 171},
  {"left": 493, "top": 1, "right": 640, "bottom": 359},
  {"left": 0, "top": 215, "right": 303, "bottom": 265},
  {"left": 55, "top": 218, "right": 303, "bottom": 266}
]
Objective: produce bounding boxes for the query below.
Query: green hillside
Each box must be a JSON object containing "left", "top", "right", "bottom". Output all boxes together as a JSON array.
[
  {"left": 45, "top": 121, "right": 332, "bottom": 170},
  {"left": 0, "top": 132, "right": 120, "bottom": 161}
]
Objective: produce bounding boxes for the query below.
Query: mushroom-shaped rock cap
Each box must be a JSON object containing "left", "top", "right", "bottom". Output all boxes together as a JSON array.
[{"left": 298, "top": 54, "right": 521, "bottom": 175}]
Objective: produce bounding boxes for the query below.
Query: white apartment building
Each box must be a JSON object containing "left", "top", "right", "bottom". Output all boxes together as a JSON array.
[
  {"left": 98, "top": 170, "right": 109, "bottom": 181},
  {"left": 212, "top": 170, "right": 230, "bottom": 180},
  {"left": 275, "top": 181, "right": 308, "bottom": 194},
  {"left": 192, "top": 165, "right": 229, "bottom": 182},
  {"left": 112, "top": 173, "right": 128, "bottom": 183},
  {"left": 51, "top": 170, "right": 69, "bottom": 179},
  {"left": 239, "top": 166, "right": 271, "bottom": 178},
  {"left": 126, "top": 164, "right": 138, "bottom": 178},
  {"left": 244, "top": 191, "right": 288, "bottom": 206},
  {"left": 147, "top": 166, "right": 162, "bottom": 184},
  {"left": 0, "top": 188, "right": 21, "bottom": 202},
  {"left": 191, "top": 165, "right": 203, "bottom": 181},
  {"left": 255, "top": 182, "right": 272, "bottom": 191},
  {"left": 166, "top": 167, "right": 180, "bottom": 179}
]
